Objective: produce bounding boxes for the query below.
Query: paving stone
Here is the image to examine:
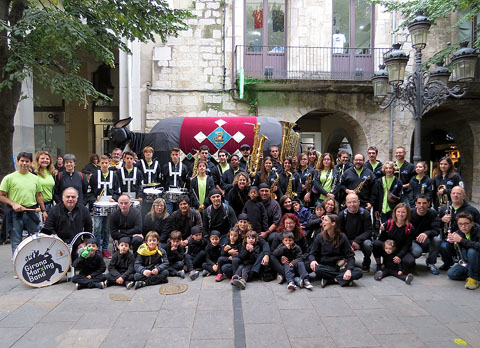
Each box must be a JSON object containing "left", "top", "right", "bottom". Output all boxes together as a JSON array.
[
  {"left": 161, "top": 290, "right": 199, "bottom": 309},
  {"left": 398, "top": 316, "right": 457, "bottom": 342},
  {"left": 311, "top": 297, "right": 353, "bottom": 317},
  {"left": 192, "top": 310, "right": 233, "bottom": 339},
  {"left": 424, "top": 340, "right": 473, "bottom": 348},
  {"left": 243, "top": 301, "right": 282, "bottom": 324},
  {"left": 154, "top": 307, "right": 196, "bottom": 328},
  {"left": 11, "top": 322, "right": 73, "bottom": 348},
  {"left": 322, "top": 316, "right": 380, "bottom": 347},
  {"left": 245, "top": 323, "right": 291, "bottom": 348},
  {"left": 341, "top": 290, "right": 385, "bottom": 310},
  {"left": 0, "top": 293, "right": 34, "bottom": 311},
  {"left": 100, "top": 328, "right": 151, "bottom": 348},
  {"left": 124, "top": 290, "right": 166, "bottom": 312},
  {"left": 377, "top": 296, "right": 429, "bottom": 317},
  {"left": 355, "top": 309, "right": 411, "bottom": 335},
  {"left": 374, "top": 333, "right": 428, "bottom": 348},
  {"left": 0, "top": 301, "right": 56, "bottom": 328},
  {"left": 113, "top": 311, "right": 157, "bottom": 330},
  {"left": 290, "top": 337, "right": 337, "bottom": 348},
  {"left": 445, "top": 322, "right": 480, "bottom": 348},
  {"left": 146, "top": 327, "right": 192, "bottom": 348},
  {"left": 197, "top": 289, "right": 232, "bottom": 310},
  {"left": 57, "top": 328, "right": 109, "bottom": 348},
  {"left": 418, "top": 301, "right": 478, "bottom": 324},
  {"left": 280, "top": 309, "right": 328, "bottom": 338},
  {"left": 0, "top": 327, "right": 30, "bottom": 347},
  {"left": 190, "top": 338, "right": 235, "bottom": 348},
  {"left": 274, "top": 291, "right": 313, "bottom": 310},
  {"left": 73, "top": 310, "right": 122, "bottom": 330}
]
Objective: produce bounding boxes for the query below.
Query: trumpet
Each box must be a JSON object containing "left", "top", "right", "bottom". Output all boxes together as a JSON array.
[
  {"left": 438, "top": 184, "right": 449, "bottom": 207},
  {"left": 442, "top": 202, "right": 453, "bottom": 240},
  {"left": 454, "top": 241, "right": 468, "bottom": 267}
]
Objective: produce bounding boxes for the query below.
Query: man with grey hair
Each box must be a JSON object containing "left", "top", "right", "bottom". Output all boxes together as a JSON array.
[
  {"left": 53, "top": 154, "right": 88, "bottom": 205},
  {"left": 42, "top": 187, "right": 92, "bottom": 258}
]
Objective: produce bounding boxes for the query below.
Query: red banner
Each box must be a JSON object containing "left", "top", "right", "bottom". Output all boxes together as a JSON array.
[{"left": 179, "top": 117, "right": 258, "bottom": 157}]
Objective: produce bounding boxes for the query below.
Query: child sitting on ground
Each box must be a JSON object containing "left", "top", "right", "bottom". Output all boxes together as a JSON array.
[
  {"left": 273, "top": 232, "right": 313, "bottom": 290},
  {"left": 374, "top": 239, "right": 414, "bottom": 285},
  {"left": 292, "top": 199, "right": 312, "bottom": 237},
  {"left": 72, "top": 238, "right": 107, "bottom": 290},
  {"left": 202, "top": 230, "right": 222, "bottom": 276},
  {"left": 232, "top": 231, "right": 263, "bottom": 290},
  {"left": 133, "top": 231, "right": 169, "bottom": 289},
  {"left": 165, "top": 230, "right": 186, "bottom": 279},
  {"left": 184, "top": 226, "right": 205, "bottom": 280},
  {"left": 216, "top": 227, "right": 242, "bottom": 281},
  {"left": 106, "top": 236, "right": 136, "bottom": 289}
]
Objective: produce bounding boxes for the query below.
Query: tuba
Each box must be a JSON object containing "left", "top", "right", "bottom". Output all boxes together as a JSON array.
[
  {"left": 246, "top": 122, "right": 268, "bottom": 176},
  {"left": 279, "top": 122, "right": 300, "bottom": 162}
]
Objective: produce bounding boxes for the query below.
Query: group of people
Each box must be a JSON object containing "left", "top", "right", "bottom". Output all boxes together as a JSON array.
[{"left": 0, "top": 141, "right": 479, "bottom": 291}]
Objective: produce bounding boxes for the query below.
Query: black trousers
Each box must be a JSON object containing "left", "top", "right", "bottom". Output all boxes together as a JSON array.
[
  {"left": 72, "top": 273, "right": 106, "bottom": 288},
  {"left": 184, "top": 251, "right": 206, "bottom": 272},
  {"left": 106, "top": 273, "right": 135, "bottom": 286},
  {"left": 313, "top": 264, "right": 363, "bottom": 286},
  {"left": 378, "top": 267, "right": 407, "bottom": 281},
  {"left": 134, "top": 269, "right": 168, "bottom": 285},
  {"left": 373, "top": 240, "right": 415, "bottom": 271}
]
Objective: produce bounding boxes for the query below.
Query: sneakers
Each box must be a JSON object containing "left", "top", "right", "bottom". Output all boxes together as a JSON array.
[
  {"left": 232, "top": 277, "right": 246, "bottom": 290},
  {"left": 375, "top": 264, "right": 382, "bottom": 272},
  {"left": 294, "top": 277, "right": 302, "bottom": 288},
  {"left": 189, "top": 270, "right": 200, "bottom": 281},
  {"left": 303, "top": 279, "right": 313, "bottom": 290},
  {"left": 202, "top": 270, "right": 210, "bottom": 277},
  {"left": 231, "top": 275, "right": 239, "bottom": 285},
  {"left": 215, "top": 273, "right": 226, "bottom": 282},
  {"left": 374, "top": 271, "right": 383, "bottom": 281},
  {"left": 320, "top": 278, "right": 327, "bottom": 288},
  {"left": 75, "top": 283, "right": 82, "bottom": 290},
  {"left": 177, "top": 270, "right": 185, "bottom": 279},
  {"left": 134, "top": 280, "right": 146, "bottom": 289},
  {"left": 126, "top": 281, "right": 135, "bottom": 290},
  {"left": 287, "top": 281, "right": 296, "bottom": 291},
  {"left": 99, "top": 281, "right": 107, "bottom": 289},
  {"left": 276, "top": 274, "right": 285, "bottom": 284},
  {"left": 102, "top": 250, "right": 112, "bottom": 259},
  {"left": 427, "top": 263, "right": 439, "bottom": 275},
  {"left": 405, "top": 274, "right": 414, "bottom": 285},
  {"left": 465, "top": 277, "right": 480, "bottom": 290}
]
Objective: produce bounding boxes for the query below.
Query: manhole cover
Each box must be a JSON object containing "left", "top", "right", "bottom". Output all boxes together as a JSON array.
[
  {"left": 159, "top": 283, "right": 188, "bottom": 295},
  {"left": 109, "top": 293, "right": 132, "bottom": 301}
]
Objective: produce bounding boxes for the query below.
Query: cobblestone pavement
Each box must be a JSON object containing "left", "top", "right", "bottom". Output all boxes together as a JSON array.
[{"left": 1, "top": 243, "right": 479, "bottom": 348}]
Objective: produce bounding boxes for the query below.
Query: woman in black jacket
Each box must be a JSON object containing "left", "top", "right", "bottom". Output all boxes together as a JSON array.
[
  {"left": 373, "top": 161, "right": 403, "bottom": 224},
  {"left": 190, "top": 160, "right": 215, "bottom": 210},
  {"left": 143, "top": 198, "right": 172, "bottom": 244},
  {"left": 226, "top": 172, "right": 250, "bottom": 217},
  {"left": 433, "top": 156, "right": 464, "bottom": 209}
]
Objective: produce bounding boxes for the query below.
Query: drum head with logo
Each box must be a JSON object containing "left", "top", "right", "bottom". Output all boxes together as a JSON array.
[{"left": 13, "top": 234, "right": 71, "bottom": 288}]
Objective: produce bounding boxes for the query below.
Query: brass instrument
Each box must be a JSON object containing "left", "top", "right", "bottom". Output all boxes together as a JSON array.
[
  {"left": 253, "top": 135, "right": 268, "bottom": 175},
  {"left": 96, "top": 187, "right": 105, "bottom": 202},
  {"left": 438, "top": 184, "right": 449, "bottom": 207},
  {"left": 279, "top": 121, "right": 300, "bottom": 162},
  {"left": 421, "top": 184, "right": 425, "bottom": 195},
  {"left": 305, "top": 172, "right": 313, "bottom": 192},
  {"left": 248, "top": 123, "right": 261, "bottom": 174},
  {"left": 191, "top": 150, "right": 200, "bottom": 178},
  {"left": 285, "top": 170, "right": 297, "bottom": 199},
  {"left": 330, "top": 164, "right": 344, "bottom": 194},
  {"left": 354, "top": 175, "right": 371, "bottom": 194},
  {"left": 442, "top": 203, "right": 453, "bottom": 240},
  {"left": 454, "top": 241, "right": 468, "bottom": 267},
  {"left": 270, "top": 170, "right": 280, "bottom": 200},
  {"left": 314, "top": 151, "right": 322, "bottom": 170}
]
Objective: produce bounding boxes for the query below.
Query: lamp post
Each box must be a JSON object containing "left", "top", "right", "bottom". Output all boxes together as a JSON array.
[{"left": 372, "top": 13, "right": 479, "bottom": 164}]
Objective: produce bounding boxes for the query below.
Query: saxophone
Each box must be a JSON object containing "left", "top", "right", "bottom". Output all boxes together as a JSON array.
[
  {"left": 252, "top": 135, "right": 268, "bottom": 176},
  {"left": 438, "top": 184, "right": 449, "bottom": 207},
  {"left": 248, "top": 123, "right": 260, "bottom": 174},
  {"left": 285, "top": 171, "right": 297, "bottom": 199},
  {"left": 191, "top": 150, "right": 200, "bottom": 178},
  {"left": 305, "top": 172, "right": 313, "bottom": 192},
  {"left": 354, "top": 175, "right": 371, "bottom": 194},
  {"left": 270, "top": 170, "right": 280, "bottom": 200}
]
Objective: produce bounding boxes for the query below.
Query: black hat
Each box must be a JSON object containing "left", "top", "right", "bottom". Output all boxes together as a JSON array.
[
  {"left": 210, "top": 230, "right": 221, "bottom": 237},
  {"left": 258, "top": 183, "right": 270, "bottom": 189},
  {"left": 249, "top": 186, "right": 258, "bottom": 192},
  {"left": 191, "top": 226, "right": 202, "bottom": 235},
  {"left": 240, "top": 144, "right": 250, "bottom": 150},
  {"left": 238, "top": 213, "right": 249, "bottom": 221},
  {"left": 86, "top": 238, "right": 97, "bottom": 246},
  {"left": 210, "top": 189, "right": 222, "bottom": 197},
  {"left": 118, "top": 237, "right": 131, "bottom": 245}
]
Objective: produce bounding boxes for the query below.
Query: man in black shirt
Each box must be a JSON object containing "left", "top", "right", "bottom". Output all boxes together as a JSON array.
[
  {"left": 364, "top": 146, "right": 383, "bottom": 180},
  {"left": 110, "top": 194, "right": 143, "bottom": 254},
  {"left": 395, "top": 146, "right": 415, "bottom": 203},
  {"left": 340, "top": 154, "right": 375, "bottom": 210},
  {"left": 202, "top": 189, "right": 237, "bottom": 238}
]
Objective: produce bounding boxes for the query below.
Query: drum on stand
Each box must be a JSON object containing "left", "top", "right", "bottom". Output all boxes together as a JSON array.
[
  {"left": 165, "top": 188, "right": 188, "bottom": 203},
  {"left": 93, "top": 200, "right": 118, "bottom": 216},
  {"left": 13, "top": 233, "right": 70, "bottom": 288},
  {"left": 131, "top": 199, "right": 141, "bottom": 210},
  {"left": 143, "top": 187, "right": 164, "bottom": 203}
]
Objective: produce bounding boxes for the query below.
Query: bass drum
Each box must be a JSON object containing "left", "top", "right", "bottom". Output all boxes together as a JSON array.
[{"left": 13, "top": 233, "right": 70, "bottom": 288}]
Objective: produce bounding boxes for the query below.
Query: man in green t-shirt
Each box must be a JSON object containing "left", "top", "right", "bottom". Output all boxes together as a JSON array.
[{"left": 0, "top": 152, "right": 46, "bottom": 254}]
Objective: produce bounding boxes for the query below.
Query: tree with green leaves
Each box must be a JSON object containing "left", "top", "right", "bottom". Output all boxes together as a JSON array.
[
  {"left": 0, "top": 0, "right": 193, "bottom": 178},
  {"left": 374, "top": 0, "right": 479, "bottom": 64}
]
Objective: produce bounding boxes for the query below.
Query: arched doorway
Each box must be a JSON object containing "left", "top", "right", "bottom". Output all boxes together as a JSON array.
[{"left": 296, "top": 108, "right": 368, "bottom": 157}]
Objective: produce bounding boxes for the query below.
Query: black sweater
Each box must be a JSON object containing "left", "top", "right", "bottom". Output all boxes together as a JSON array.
[
  {"left": 134, "top": 247, "right": 169, "bottom": 274},
  {"left": 187, "top": 237, "right": 208, "bottom": 257},
  {"left": 379, "top": 220, "right": 414, "bottom": 259},
  {"left": 242, "top": 199, "right": 269, "bottom": 233},
  {"left": 108, "top": 251, "right": 135, "bottom": 280},
  {"left": 164, "top": 242, "right": 185, "bottom": 264},
  {"left": 41, "top": 203, "right": 92, "bottom": 244},
  {"left": 338, "top": 208, "right": 373, "bottom": 245},
  {"left": 410, "top": 208, "right": 441, "bottom": 238},
  {"left": 272, "top": 243, "right": 304, "bottom": 265},
  {"left": 340, "top": 167, "right": 375, "bottom": 206},
  {"left": 72, "top": 252, "right": 106, "bottom": 277},
  {"left": 143, "top": 214, "right": 172, "bottom": 243},
  {"left": 110, "top": 208, "right": 143, "bottom": 241},
  {"left": 205, "top": 242, "right": 222, "bottom": 264},
  {"left": 308, "top": 233, "right": 356, "bottom": 270}
]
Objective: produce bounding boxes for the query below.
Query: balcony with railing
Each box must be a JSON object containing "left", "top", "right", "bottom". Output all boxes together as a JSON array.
[{"left": 234, "top": 45, "right": 391, "bottom": 82}]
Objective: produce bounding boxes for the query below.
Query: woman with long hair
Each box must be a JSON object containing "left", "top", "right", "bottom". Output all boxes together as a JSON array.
[
  {"left": 253, "top": 156, "right": 280, "bottom": 198},
  {"left": 297, "top": 153, "right": 315, "bottom": 206},
  {"left": 309, "top": 214, "right": 363, "bottom": 287},
  {"left": 373, "top": 203, "right": 415, "bottom": 271},
  {"left": 433, "top": 156, "right": 464, "bottom": 208},
  {"left": 307, "top": 150, "right": 319, "bottom": 169},
  {"left": 143, "top": 198, "right": 172, "bottom": 244},
  {"left": 323, "top": 197, "right": 338, "bottom": 215},
  {"left": 279, "top": 195, "right": 294, "bottom": 216},
  {"left": 33, "top": 151, "right": 55, "bottom": 214},
  {"left": 278, "top": 157, "right": 301, "bottom": 199},
  {"left": 311, "top": 152, "right": 339, "bottom": 203},
  {"left": 227, "top": 172, "right": 250, "bottom": 217}
]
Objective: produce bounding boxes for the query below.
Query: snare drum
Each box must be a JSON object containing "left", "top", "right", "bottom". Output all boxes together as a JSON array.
[
  {"left": 13, "top": 233, "right": 70, "bottom": 288},
  {"left": 143, "top": 187, "right": 164, "bottom": 203},
  {"left": 165, "top": 188, "right": 188, "bottom": 203},
  {"left": 93, "top": 201, "right": 118, "bottom": 216},
  {"left": 131, "top": 199, "right": 141, "bottom": 210}
]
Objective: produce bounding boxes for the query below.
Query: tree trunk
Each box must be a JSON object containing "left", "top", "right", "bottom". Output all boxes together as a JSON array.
[{"left": 0, "top": 82, "right": 20, "bottom": 181}]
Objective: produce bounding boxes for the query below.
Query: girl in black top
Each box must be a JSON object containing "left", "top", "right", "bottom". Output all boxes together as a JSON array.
[
  {"left": 433, "top": 156, "right": 464, "bottom": 209},
  {"left": 407, "top": 161, "right": 433, "bottom": 208}
]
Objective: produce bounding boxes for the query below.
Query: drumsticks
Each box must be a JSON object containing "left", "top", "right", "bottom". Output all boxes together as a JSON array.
[{"left": 24, "top": 208, "right": 41, "bottom": 212}]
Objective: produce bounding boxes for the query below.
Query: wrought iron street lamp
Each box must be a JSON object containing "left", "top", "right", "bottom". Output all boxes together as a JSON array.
[{"left": 372, "top": 13, "right": 479, "bottom": 163}]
